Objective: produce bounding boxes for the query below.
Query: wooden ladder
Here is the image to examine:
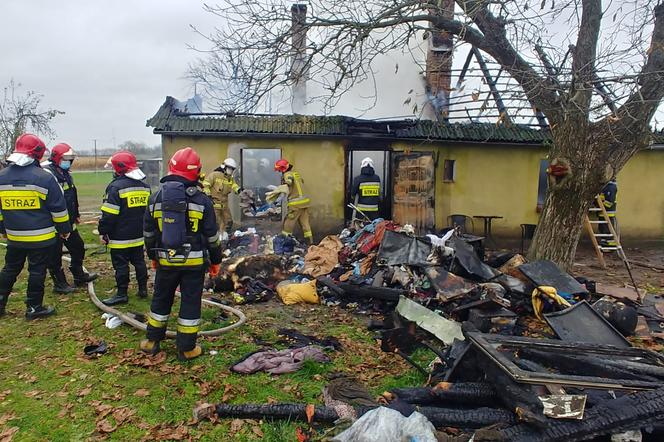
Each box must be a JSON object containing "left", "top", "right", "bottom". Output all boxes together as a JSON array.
[{"left": 584, "top": 195, "right": 624, "bottom": 269}]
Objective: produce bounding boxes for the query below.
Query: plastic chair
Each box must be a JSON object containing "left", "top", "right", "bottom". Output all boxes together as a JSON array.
[
  {"left": 520, "top": 224, "right": 537, "bottom": 254},
  {"left": 447, "top": 214, "right": 474, "bottom": 234}
]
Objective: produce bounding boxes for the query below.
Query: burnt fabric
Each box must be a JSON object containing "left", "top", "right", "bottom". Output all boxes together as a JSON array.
[
  {"left": 450, "top": 237, "right": 498, "bottom": 281},
  {"left": 377, "top": 231, "right": 432, "bottom": 266},
  {"left": 303, "top": 235, "right": 343, "bottom": 277},
  {"left": 146, "top": 268, "right": 205, "bottom": 352},
  {"left": 231, "top": 346, "right": 330, "bottom": 374},
  {"left": 277, "top": 328, "right": 342, "bottom": 350},
  {"left": 110, "top": 246, "right": 148, "bottom": 294},
  {"left": 356, "top": 221, "right": 400, "bottom": 255},
  {"left": 0, "top": 245, "right": 51, "bottom": 309}
]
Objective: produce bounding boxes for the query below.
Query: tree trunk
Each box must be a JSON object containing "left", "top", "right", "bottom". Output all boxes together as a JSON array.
[{"left": 527, "top": 125, "right": 607, "bottom": 269}]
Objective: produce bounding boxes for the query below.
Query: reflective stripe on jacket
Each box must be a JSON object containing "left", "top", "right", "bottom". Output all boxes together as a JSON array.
[
  {"left": 351, "top": 166, "right": 381, "bottom": 212},
  {"left": 0, "top": 162, "right": 72, "bottom": 248},
  {"left": 144, "top": 175, "right": 222, "bottom": 270},
  {"left": 283, "top": 170, "right": 310, "bottom": 208},
  {"left": 44, "top": 163, "right": 80, "bottom": 222},
  {"left": 98, "top": 175, "right": 151, "bottom": 247}
]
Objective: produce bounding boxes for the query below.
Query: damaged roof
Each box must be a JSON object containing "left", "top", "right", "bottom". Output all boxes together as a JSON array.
[{"left": 147, "top": 96, "right": 549, "bottom": 145}]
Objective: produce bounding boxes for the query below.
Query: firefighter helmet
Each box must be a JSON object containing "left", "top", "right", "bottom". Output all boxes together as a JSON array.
[
  {"left": 110, "top": 151, "right": 139, "bottom": 175},
  {"left": 274, "top": 159, "right": 290, "bottom": 172},
  {"left": 360, "top": 157, "right": 374, "bottom": 168},
  {"left": 168, "top": 147, "right": 202, "bottom": 182},
  {"left": 222, "top": 158, "right": 237, "bottom": 170},
  {"left": 14, "top": 133, "right": 47, "bottom": 160},
  {"left": 50, "top": 143, "right": 76, "bottom": 166}
]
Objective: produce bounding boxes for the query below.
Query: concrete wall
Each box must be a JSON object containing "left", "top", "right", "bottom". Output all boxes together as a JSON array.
[{"left": 162, "top": 135, "right": 664, "bottom": 240}]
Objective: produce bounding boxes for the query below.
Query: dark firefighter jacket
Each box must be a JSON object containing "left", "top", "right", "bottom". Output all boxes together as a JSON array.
[
  {"left": 144, "top": 175, "right": 222, "bottom": 269},
  {"left": 98, "top": 175, "right": 151, "bottom": 249},
  {"left": 599, "top": 179, "right": 618, "bottom": 217},
  {"left": 44, "top": 162, "right": 80, "bottom": 223},
  {"left": 351, "top": 166, "right": 381, "bottom": 212},
  {"left": 0, "top": 161, "right": 72, "bottom": 248}
]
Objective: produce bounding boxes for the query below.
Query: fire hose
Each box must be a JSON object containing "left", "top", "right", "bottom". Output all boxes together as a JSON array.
[{"left": 0, "top": 241, "right": 247, "bottom": 337}]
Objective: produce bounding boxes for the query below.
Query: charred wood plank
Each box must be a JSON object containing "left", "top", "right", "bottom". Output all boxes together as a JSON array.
[{"left": 389, "top": 382, "right": 497, "bottom": 406}]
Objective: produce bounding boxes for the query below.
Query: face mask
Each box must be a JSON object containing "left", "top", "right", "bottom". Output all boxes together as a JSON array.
[{"left": 60, "top": 160, "right": 72, "bottom": 170}]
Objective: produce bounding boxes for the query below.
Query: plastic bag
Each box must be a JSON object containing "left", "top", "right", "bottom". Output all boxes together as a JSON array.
[
  {"left": 276, "top": 280, "right": 319, "bottom": 305},
  {"left": 332, "top": 407, "right": 437, "bottom": 442}
]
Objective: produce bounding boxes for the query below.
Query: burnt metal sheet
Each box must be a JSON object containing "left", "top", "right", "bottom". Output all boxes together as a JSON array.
[
  {"left": 595, "top": 283, "right": 643, "bottom": 303},
  {"left": 451, "top": 237, "right": 498, "bottom": 281},
  {"left": 377, "top": 230, "right": 432, "bottom": 266},
  {"left": 424, "top": 266, "right": 477, "bottom": 302},
  {"left": 518, "top": 260, "right": 588, "bottom": 295},
  {"left": 466, "top": 332, "right": 664, "bottom": 391},
  {"left": 544, "top": 301, "right": 631, "bottom": 348}
]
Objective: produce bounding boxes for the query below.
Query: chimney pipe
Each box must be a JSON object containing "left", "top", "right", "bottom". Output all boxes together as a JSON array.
[
  {"left": 425, "top": 0, "right": 455, "bottom": 120},
  {"left": 291, "top": 4, "right": 308, "bottom": 114}
]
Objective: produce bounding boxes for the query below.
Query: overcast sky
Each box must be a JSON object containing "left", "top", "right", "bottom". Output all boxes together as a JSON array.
[{"left": 0, "top": 0, "right": 214, "bottom": 153}]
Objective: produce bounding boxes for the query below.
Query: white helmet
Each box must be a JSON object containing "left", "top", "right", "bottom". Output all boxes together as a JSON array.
[
  {"left": 360, "top": 157, "right": 374, "bottom": 168},
  {"left": 222, "top": 158, "right": 237, "bottom": 170}
]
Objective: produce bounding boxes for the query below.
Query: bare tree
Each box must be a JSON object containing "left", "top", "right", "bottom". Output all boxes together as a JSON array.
[
  {"left": 190, "top": 0, "right": 664, "bottom": 268},
  {"left": 0, "top": 79, "right": 64, "bottom": 158}
]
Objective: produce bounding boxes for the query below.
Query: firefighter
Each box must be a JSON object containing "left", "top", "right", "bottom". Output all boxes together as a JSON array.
[
  {"left": 598, "top": 178, "right": 618, "bottom": 247},
  {"left": 43, "top": 143, "right": 98, "bottom": 293},
  {"left": 98, "top": 151, "right": 151, "bottom": 306},
  {"left": 202, "top": 158, "right": 242, "bottom": 235},
  {"left": 351, "top": 157, "right": 382, "bottom": 221},
  {"left": 269, "top": 159, "right": 313, "bottom": 244},
  {"left": 141, "top": 147, "right": 222, "bottom": 361},
  {"left": 0, "top": 133, "right": 72, "bottom": 319}
]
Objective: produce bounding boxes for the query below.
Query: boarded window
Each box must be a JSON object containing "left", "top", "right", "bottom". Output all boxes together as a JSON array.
[
  {"left": 443, "top": 159, "right": 456, "bottom": 182},
  {"left": 537, "top": 159, "right": 549, "bottom": 211}
]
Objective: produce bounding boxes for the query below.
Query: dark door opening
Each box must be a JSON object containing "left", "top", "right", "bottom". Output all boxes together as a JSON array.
[{"left": 345, "top": 149, "right": 391, "bottom": 222}]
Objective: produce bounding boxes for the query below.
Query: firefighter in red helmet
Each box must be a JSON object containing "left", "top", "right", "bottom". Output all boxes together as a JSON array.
[
  {"left": 0, "top": 134, "right": 72, "bottom": 319},
  {"left": 268, "top": 159, "right": 313, "bottom": 244},
  {"left": 98, "top": 151, "right": 151, "bottom": 306},
  {"left": 141, "top": 147, "right": 222, "bottom": 361},
  {"left": 42, "top": 143, "right": 98, "bottom": 293}
]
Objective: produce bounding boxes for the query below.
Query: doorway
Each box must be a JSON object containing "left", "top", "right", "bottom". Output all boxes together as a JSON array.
[
  {"left": 392, "top": 151, "right": 435, "bottom": 233},
  {"left": 346, "top": 149, "right": 391, "bottom": 221},
  {"left": 240, "top": 148, "right": 282, "bottom": 231}
]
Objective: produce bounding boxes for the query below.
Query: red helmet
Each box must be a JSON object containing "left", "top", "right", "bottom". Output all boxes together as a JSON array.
[
  {"left": 168, "top": 147, "right": 202, "bottom": 182},
  {"left": 50, "top": 143, "right": 76, "bottom": 166},
  {"left": 110, "top": 151, "right": 138, "bottom": 175},
  {"left": 274, "top": 159, "right": 290, "bottom": 172},
  {"left": 15, "top": 133, "right": 47, "bottom": 160}
]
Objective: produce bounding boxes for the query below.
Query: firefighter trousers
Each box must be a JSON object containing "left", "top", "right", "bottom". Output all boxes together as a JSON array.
[
  {"left": 146, "top": 268, "right": 205, "bottom": 351},
  {"left": 110, "top": 246, "right": 148, "bottom": 294},
  {"left": 214, "top": 205, "right": 233, "bottom": 234},
  {"left": 283, "top": 206, "right": 313, "bottom": 243},
  {"left": 48, "top": 227, "right": 85, "bottom": 274},
  {"left": 0, "top": 245, "right": 51, "bottom": 309}
]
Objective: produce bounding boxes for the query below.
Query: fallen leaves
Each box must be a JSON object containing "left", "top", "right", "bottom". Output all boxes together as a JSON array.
[
  {"left": 0, "top": 390, "right": 10, "bottom": 401},
  {"left": 0, "top": 427, "right": 18, "bottom": 442},
  {"left": 18, "top": 373, "right": 37, "bottom": 384},
  {"left": 89, "top": 400, "right": 135, "bottom": 435},
  {"left": 23, "top": 390, "right": 43, "bottom": 399},
  {"left": 77, "top": 385, "right": 93, "bottom": 397},
  {"left": 0, "top": 412, "right": 17, "bottom": 426},
  {"left": 133, "top": 389, "right": 150, "bottom": 397},
  {"left": 141, "top": 423, "right": 190, "bottom": 441}
]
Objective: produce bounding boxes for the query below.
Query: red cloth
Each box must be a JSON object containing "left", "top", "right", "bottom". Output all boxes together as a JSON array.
[{"left": 358, "top": 221, "right": 400, "bottom": 255}]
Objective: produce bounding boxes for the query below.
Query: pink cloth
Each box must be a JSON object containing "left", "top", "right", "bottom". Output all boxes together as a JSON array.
[{"left": 231, "top": 346, "right": 330, "bottom": 375}]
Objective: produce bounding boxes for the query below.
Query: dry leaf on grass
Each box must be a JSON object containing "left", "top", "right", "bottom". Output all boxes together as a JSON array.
[
  {"left": 0, "top": 426, "right": 18, "bottom": 442},
  {"left": 111, "top": 407, "right": 135, "bottom": 425},
  {"left": 0, "top": 412, "right": 17, "bottom": 425},
  {"left": 77, "top": 386, "right": 93, "bottom": 397},
  {"left": 24, "top": 390, "right": 42, "bottom": 399},
  {"left": 142, "top": 423, "right": 189, "bottom": 441},
  {"left": 133, "top": 389, "right": 150, "bottom": 397},
  {"left": 95, "top": 418, "right": 117, "bottom": 434},
  {"left": 252, "top": 426, "right": 264, "bottom": 438},
  {"left": 0, "top": 390, "right": 10, "bottom": 401},
  {"left": 229, "top": 418, "right": 245, "bottom": 435}
]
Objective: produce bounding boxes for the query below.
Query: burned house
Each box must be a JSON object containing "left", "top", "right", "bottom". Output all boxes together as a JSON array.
[{"left": 146, "top": 99, "right": 664, "bottom": 240}]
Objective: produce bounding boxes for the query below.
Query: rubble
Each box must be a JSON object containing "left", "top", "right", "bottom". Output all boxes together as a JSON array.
[{"left": 199, "top": 219, "right": 664, "bottom": 440}]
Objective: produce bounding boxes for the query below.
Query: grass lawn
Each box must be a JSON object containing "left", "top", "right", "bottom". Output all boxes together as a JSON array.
[
  {"left": 70, "top": 171, "right": 114, "bottom": 213},
  {"left": 0, "top": 224, "right": 425, "bottom": 441}
]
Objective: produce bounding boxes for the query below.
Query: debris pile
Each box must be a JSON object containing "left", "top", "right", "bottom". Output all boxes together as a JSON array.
[{"left": 201, "top": 220, "right": 664, "bottom": 440}]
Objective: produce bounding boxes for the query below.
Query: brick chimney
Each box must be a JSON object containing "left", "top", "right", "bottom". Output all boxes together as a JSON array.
[
  {"left": 425, "top": 0, "right": 455, "bottom": 120},
  {"left": 291, "top": 4, "right": 308, "bottom": 114}
]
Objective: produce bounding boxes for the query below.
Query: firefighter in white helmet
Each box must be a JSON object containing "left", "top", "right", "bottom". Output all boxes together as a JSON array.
[{"left": 203, "top": 158, "right": 242, "bottom": 234}]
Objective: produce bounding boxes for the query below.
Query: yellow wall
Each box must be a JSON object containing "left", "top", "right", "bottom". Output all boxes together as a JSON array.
[
  {"left": 161, "top": 135, "right": 347, "bottom": 234},
  {"left": 161, "top": 135, "right": 664, "bottom": 240}
]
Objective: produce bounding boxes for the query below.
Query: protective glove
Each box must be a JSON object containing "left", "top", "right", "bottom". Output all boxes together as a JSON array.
[
  {"left": 75, "top": 217, "right": 81, "bottom": 224},
  {"left": 265, "top": 184, "right": 289, "bottom": 203},
  {"left": 208, "top": 263, "right": 221, "bottom": 278},
  {"left": 151, "top": 259, "right": 158, "bottom": 270},
  {"left": 100, "top": 235, "right": 109, "bottom": 245},
  {"left": 60, "top": 232, "right": 71, "bottom": 240}
]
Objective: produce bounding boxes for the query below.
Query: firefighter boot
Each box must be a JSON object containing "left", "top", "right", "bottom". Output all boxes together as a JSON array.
[
  {"left": 102, "top": 288, "right": 129, "bottom": 306},
  {"left": 70, "top": 266, "right": 99, "bottom": 287},
  {"left": 25, "top": 305, "right": 56, "bottom": 320},
  {"left": 51, "top": 269, "right": 76, "bottom": 294},
  {"left": 139, "top": 339, "right": 161, "bottom": 355},
  {"left": 137, "top": 282, "right": 149, "bottom": 299},
  {"left": 178, "top": 345, "right": 203, "bottom": 362}
]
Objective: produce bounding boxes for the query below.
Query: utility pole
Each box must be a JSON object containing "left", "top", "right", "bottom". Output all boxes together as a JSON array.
[{"left": 93, "top": 139, "right": 97, "bottom": 174}]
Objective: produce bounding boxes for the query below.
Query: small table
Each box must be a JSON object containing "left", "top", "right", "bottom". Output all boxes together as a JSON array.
[{"left": 473, "top": 215, "right": 503, "bottom": 247}]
